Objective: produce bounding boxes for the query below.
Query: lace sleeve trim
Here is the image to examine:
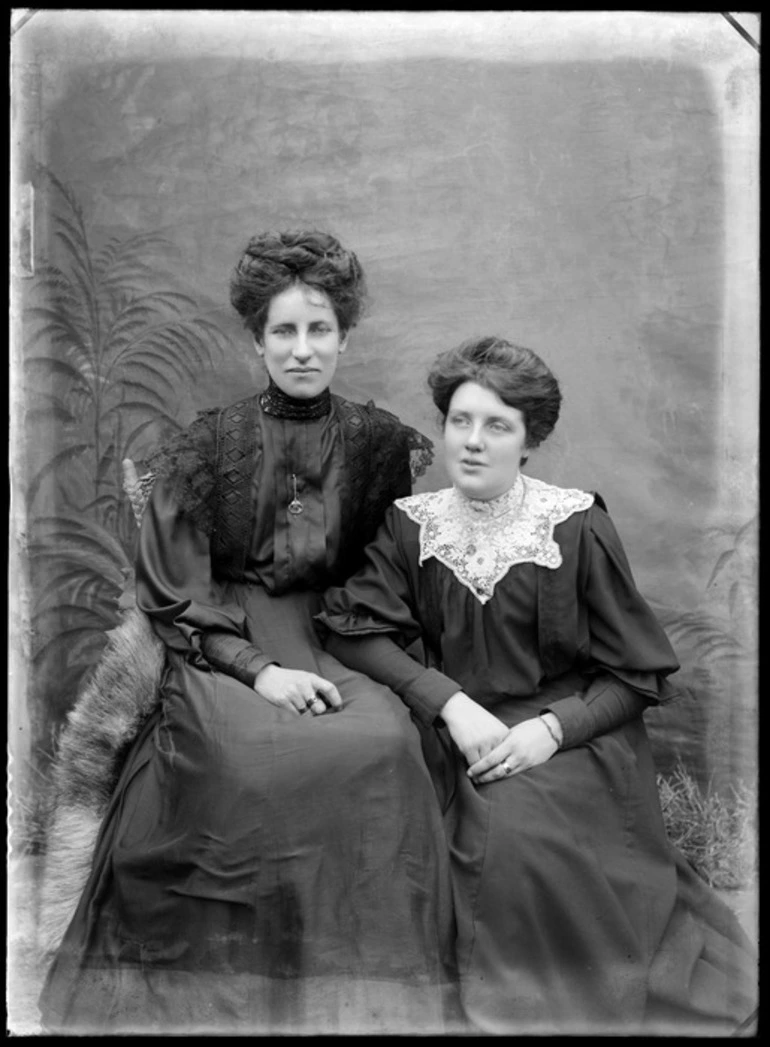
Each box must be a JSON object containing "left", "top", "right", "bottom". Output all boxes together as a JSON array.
[
  {"left": 141, "top": 409, "right": 220, "bottom": 533},
  {"left": 360, "top": 401, "right": 435, "bottom": 481},
  {"left": 405, "top": 425, "right": 434, "bottom": 481}
]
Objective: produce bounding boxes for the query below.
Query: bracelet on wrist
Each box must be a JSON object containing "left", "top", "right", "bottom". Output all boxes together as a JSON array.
[{"left": 539, "top": 714, "right": 561, "bottom": 748}]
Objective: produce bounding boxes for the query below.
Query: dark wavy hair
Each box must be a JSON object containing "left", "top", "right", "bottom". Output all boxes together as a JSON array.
[
  {"left": 427, "top": 336, "right": 562, "bottom": 450},
  {"left": 229, "top": 229, "right": 367, "bottom": 340}
]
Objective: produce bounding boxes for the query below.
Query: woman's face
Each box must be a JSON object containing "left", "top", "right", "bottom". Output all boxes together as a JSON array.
[
  {"left": 444, "top": 381, "right": 528, "bottom": 500},
  {"left": 256, "top": 282, "right": 348, "bottom": 399}
]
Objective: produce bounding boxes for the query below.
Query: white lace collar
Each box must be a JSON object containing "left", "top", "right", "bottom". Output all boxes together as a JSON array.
[{"left": 395, "top": 474, "right": 594, "bottom": 604}]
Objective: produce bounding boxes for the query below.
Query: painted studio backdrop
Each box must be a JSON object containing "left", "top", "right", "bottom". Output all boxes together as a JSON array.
[{"left": 10, "top": 13, "right": 758, "bottom": 854}]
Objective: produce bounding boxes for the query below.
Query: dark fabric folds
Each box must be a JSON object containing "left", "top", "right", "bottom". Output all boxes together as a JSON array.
[
  {"left": 318, "top": 490, "right": 757, "bottom": 1033},
  {"left": 38, "top": 394, "right": 454, "bottom": 1036},
  {"left": 135, "top": 477, "right": 263, "bottom": 672},
  {"left": 580, "top": 505, "right": 681, "bottom": 701}
]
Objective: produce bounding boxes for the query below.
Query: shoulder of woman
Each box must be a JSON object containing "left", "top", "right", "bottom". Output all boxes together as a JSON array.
[
  {"left": 334, "top": 396, "right": 406, "bottom": 439},
  {"left": 523, "top": 475, "right": 596, "bottom": 523},
  {"left": 380, "top": 498, "right": 421, "bottom": 556},
  {"left": 146, "top": 393, "right": 261, "bottom": 472},
  {"left": 393, "top": 487, "right": 449, "bottom": 530},
  {"left": 335, "top": 396, "right": 435, "bottom": 479},
  {"left": 139, "top": 403, "right": 231, "bottom": 531},
  {"left": 553, "top": 489, "right": 632, "bottom": 570},
  {"left": 145, "top": 406, "right": 219, "bottom": 477},
  {"left": 582, "top": 494, "right": 629, "bottom": 555}
]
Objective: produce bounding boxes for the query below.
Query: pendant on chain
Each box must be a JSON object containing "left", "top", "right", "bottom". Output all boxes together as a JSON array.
[{"left": 288, "top": 473, "right": 304, "bottom": 516}]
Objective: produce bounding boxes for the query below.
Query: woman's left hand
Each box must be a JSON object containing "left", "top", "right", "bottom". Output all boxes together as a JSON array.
[{"left": 467, "top": 714, "right": 561, "bottom": 785}]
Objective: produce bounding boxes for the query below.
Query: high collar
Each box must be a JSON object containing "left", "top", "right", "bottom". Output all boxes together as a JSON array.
[
  {"left": 454, "top": 473, "right": 526, "bottom": 520},
  {"left": 259, "top": 379, "right": 332, "bottom": 420}
]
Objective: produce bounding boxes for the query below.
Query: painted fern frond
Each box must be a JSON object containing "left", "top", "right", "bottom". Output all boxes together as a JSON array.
[
  {"left": 120, "top": 350, "right": 192, "bottom": 385},
  {"left": 116, "top": 375, "right": 177, "bottom": 407},
  {"left": 26, "top": 445, "right": 92, "bottom": 505},
  {"left": 706, "top": 550, "right": 736, "bottom": 590},
  {"left": 32, "top": 627, "right": 113, "bottom": 670}
]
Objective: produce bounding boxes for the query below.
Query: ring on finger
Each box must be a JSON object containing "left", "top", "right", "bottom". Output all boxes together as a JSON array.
[{"left": 501, "top": 759, "right": 512, "bottom": 776}]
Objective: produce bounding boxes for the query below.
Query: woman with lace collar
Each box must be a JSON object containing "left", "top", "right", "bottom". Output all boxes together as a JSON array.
[
  {"left": 317, "top": 335, "right": 757, "bottom": 1035},
  {"left": 38, "top": 230, "right": 456, "bottom": 1035}
]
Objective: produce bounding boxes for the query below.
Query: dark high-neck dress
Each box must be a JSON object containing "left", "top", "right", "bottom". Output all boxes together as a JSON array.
[
  {"left": 318, "top": 478, "right": 758, "bottom": 1035},
  {"left": 38, "top": 389, "right": 456, "bottom": 1035}
]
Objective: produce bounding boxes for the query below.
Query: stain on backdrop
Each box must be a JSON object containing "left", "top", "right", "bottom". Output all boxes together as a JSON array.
[{"left": 10, "top": 13, "right": 758, "bottom": 822}]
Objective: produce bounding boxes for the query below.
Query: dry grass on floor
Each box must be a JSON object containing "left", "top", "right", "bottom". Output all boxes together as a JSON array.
[{"left": 657, "top": 762, "right": 757, "bottom": 891}]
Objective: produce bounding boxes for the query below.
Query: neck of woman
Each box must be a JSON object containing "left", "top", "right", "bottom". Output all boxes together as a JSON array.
[
  {"left": 259, "top": 379, "right": 332, "bottom": 420},
  {"left": 455, "top": 472, "right": 526, "bottom": 518}
]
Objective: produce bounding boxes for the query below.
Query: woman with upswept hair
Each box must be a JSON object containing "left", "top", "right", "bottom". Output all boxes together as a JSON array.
[
  {"left": 38, "top": 230, "right": 456, "bottom": 1035},
  {"left": 318, "top": 335, "right": 757, "bottom": 1035}
]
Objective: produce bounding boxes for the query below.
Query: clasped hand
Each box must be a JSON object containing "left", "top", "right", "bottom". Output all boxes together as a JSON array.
[
  {"left": 254, "top": 665, "right": 342, "bottom": 716},
  {"left": 440, "top": 692, "right": 560, "bottom": 785}
]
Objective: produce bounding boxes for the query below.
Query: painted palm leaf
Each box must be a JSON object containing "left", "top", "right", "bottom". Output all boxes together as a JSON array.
[{"left": 22, "top": 169, "right": 234, "bottom": 769}]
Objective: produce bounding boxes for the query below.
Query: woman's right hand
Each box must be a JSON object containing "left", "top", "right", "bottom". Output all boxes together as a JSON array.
[
  {"left": 439, "top": 692, "right": 509, "bottom": 766},
  {"left": 253, "top": 665, "right": 342, "bottom": 716}
]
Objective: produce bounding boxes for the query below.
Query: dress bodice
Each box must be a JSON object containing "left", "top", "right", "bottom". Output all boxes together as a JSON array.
[
  {"left": 239, "top": 407, "right": 347, "bottom": 594},
  {"left": 134, "top": 389, "right": 431, "bottom": 680}
]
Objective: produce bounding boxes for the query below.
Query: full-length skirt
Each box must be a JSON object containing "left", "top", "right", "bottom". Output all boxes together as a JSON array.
[
  {"left": 39, "top": 589, "right": 457, "bottom": 1035},
  {"left": 422, "top": 690, "right": 757, "bottom": 1036}
]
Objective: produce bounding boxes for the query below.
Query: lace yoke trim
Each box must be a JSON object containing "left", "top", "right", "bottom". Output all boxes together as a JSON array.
[{"left": 395, "top": 475, "right": 594, "bottom": 604}]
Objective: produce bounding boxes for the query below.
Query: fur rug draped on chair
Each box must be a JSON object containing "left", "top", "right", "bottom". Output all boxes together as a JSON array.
[{"left": 37, "top": 605, "right": 165, "bottom": 959}]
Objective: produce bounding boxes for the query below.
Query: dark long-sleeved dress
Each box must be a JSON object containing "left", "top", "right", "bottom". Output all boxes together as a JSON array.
[
  {"left": 38, "top": 387, "right": 456, "bottom": 1035},
  {"left": 318, "top": 476, "right": 758, "bottom": 1035}
]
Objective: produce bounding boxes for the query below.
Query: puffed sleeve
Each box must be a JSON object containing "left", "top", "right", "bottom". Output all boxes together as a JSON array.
[
  {"left": 135, "top": 478, "right": 274, "bottom": 687},
  {"left": 543, "top": 503, "right": 681, "bottom": 749},
  {"left": 317, "top": 507, "right": 461, "bottom": 726}
]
